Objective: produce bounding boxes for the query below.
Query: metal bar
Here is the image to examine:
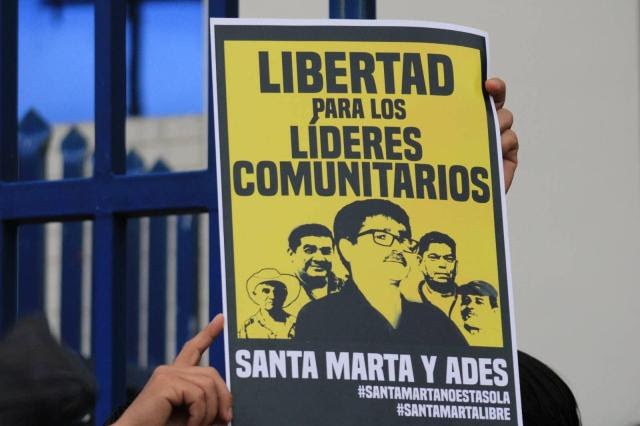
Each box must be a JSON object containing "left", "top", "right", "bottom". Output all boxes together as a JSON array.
[
  {"left": 126, "top": 151, "right": 145, "bottom": 366},
  {"left": 0, "top": 222, "right": 17, "bottom": 335},
  {"left": 60, "top": 128, "right": 88, "bottom": 351},
  {"left": 61, "top": 219, "right": 84, "bottom": 350},
  {"left": 92, "top": 215, "right": 127, "bottom": 424},
  {"left": 176, "top": 214, "right": 198, "bottom": 352},
  {"left": 147, "top": 211, "right": 167, "bottom": 366},
  {"left": 93, "top": 1, "right": 127, "bottom": 422},
  {"left": 95, "top": 0, "right": 126, "bottom": 177},
  {"left": 0, "top": 171, "right": 215, "bottom": 222},
  {"left": 329, "top": 0, "right": 376, "bottom": 19},
  {"left": 126, "top": 217, "right": 141, "bottom": 364},
  {"left": 128, "top": 0, "right": 142, "bottom": 115},
  {"left": 16, "top": 222, "right": 45, "bottom": 316},
  {"left": 110, "top": 171, "right": 213, "bottom": 216},
  {"left": 16, "top": 111, "right": 51, "bottom": 317},
  {"left": 0, "top": 0, "right": 18, "bottom": 182},
  {"left": 147, "top": 161, "right": 170, "bottom": 367},
  {"left": 0, "top": 178, "right": 94, "bottom": 222},
  {"left": 17, "top": 111, "right": 51, "bottom": 177},
  {"left": 211, "top": 0, "right": 238, "bottom": 18},
  {"left": 0, "top": 0, "right": 18, "bottom": 334}
]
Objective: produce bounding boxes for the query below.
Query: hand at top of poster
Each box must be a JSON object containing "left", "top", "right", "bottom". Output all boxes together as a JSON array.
[
  {"left": 113, "top": 314, "right": 232, "bottom": 426},
  {"left": 485, "top": 78, "right": 518, "bottom": 192}
]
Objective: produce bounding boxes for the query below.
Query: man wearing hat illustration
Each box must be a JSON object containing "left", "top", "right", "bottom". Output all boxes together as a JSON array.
[{"left": 239, "top": 268, "right": 301, "bottom": 339}]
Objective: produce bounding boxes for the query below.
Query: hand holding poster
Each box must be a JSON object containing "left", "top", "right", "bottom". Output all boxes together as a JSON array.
[{"left": 210, "top": 19, "right": 522, "bottom": 425}]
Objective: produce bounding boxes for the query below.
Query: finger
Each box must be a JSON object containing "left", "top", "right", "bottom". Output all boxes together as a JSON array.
[
  {"left": 175, "top": 369, "right": 220, "bottom": 425},
  {"left": 177, "top": 366, "right": 233, "bottom": 423},
  {"left": 116, "top": 366, "right": 178, "bottom": 425},
  {"left": 485, "top": 78, "right": 506, "bottom": 109},
  {"left": 168, "top": 375, "right": 208, "bottom": 426},
  {"left": 208, "top": 367, "right": 233, "bottom": 423},
  {"left": 497, "top": 108, "right": 513, "bottom": 133},
  {"left": 503, "top": 160, "right": 517, "bottom": 192},
  {"left": 501, "top": 129, "right": 519, "bottom": 161},
  {"left": 501, "top": 129, "right": 519, "bottom": 192},
  {"left": 174, "top": 314, "right": 224, "bottom": 367},
  {"left": 503, "top": 157, "right": 516, "bottom": 192}
]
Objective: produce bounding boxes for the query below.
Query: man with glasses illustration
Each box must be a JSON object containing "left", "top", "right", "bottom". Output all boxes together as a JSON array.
[{"left": 295, "top": 199, "right": 467, "bottom": 345}]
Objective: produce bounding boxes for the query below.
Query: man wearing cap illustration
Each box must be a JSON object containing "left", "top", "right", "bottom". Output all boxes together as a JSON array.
[
  {"left": 239, "top": 268, "right": 301, "bottom": 339},
  {"left": 295, "top": 199, "right": 466, "bottom": 346},
  {"left": 455, "top": 280, "right": 502, "bottom": 346}
]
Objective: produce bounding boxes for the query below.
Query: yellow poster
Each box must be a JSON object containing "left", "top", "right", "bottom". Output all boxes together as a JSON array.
[{"left": 211, "top": 19, "right": 521, "bottom": 425}]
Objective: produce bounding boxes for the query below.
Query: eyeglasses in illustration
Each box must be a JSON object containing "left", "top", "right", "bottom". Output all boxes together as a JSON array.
[{"left": 356, "top": 229, "right": 418, "bottom": 253}]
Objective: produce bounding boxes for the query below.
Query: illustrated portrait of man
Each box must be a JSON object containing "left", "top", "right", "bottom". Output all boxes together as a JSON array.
[
  {"left": 417, "top": 231, "right": 458, "bottom": 317},
  {"left": 239, "top": 268, "right": 300, "bottom": 339},
  {"left": 295, "top": 199, "right": 467, "bottom": 346},
  {"left": 457, "top": 280, "right": 502, "bottom": 346},
  {"left": 285, "top": 224, "right": 344, "bottom": 317}
]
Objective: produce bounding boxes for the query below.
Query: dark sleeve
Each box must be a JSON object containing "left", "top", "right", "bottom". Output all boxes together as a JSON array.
[
  {"left": 436, "top": 310, "right": 468, "bottom": 347},
  {"left": 414, "top": 301, "right": 468, "bottom": 347},
  {"left": 104, "top": 396, "right": 135, "bottom": 425},
  {"left": 294, "top": 302, "right": 321, "bottom": 340},
  {"left": 446, "top": 318, "right": 468, "bottom": 346}
]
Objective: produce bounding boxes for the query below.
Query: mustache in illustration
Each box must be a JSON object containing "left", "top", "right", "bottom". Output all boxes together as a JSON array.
[
  {"left": 306, "top": 259, "right": 331, "bottom": 270},
  {"left": 383, "top": 252, "right": 407, "bottom": 266}
]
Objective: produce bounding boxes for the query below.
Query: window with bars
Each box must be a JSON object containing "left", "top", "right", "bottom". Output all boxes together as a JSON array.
[{"left": 0, "top": 0, "right": 374, "bottom": 423}]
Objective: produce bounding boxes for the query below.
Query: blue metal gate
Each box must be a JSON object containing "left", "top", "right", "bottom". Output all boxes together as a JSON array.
[{"left": 0, "top": 0, "right": 374, "bottom": 423}]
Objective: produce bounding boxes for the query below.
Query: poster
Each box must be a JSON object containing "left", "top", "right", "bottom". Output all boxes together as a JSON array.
[{"left": 210, "top": 19, "right": 522, "bottom": 425}]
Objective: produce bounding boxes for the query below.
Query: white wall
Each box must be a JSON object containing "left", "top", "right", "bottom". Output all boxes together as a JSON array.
[
  {"left": 377, "top": 1, "right": 640, "bottom": 425},
  {"left": 238, "top": 1, "right": 640, "bottom": 424}
]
